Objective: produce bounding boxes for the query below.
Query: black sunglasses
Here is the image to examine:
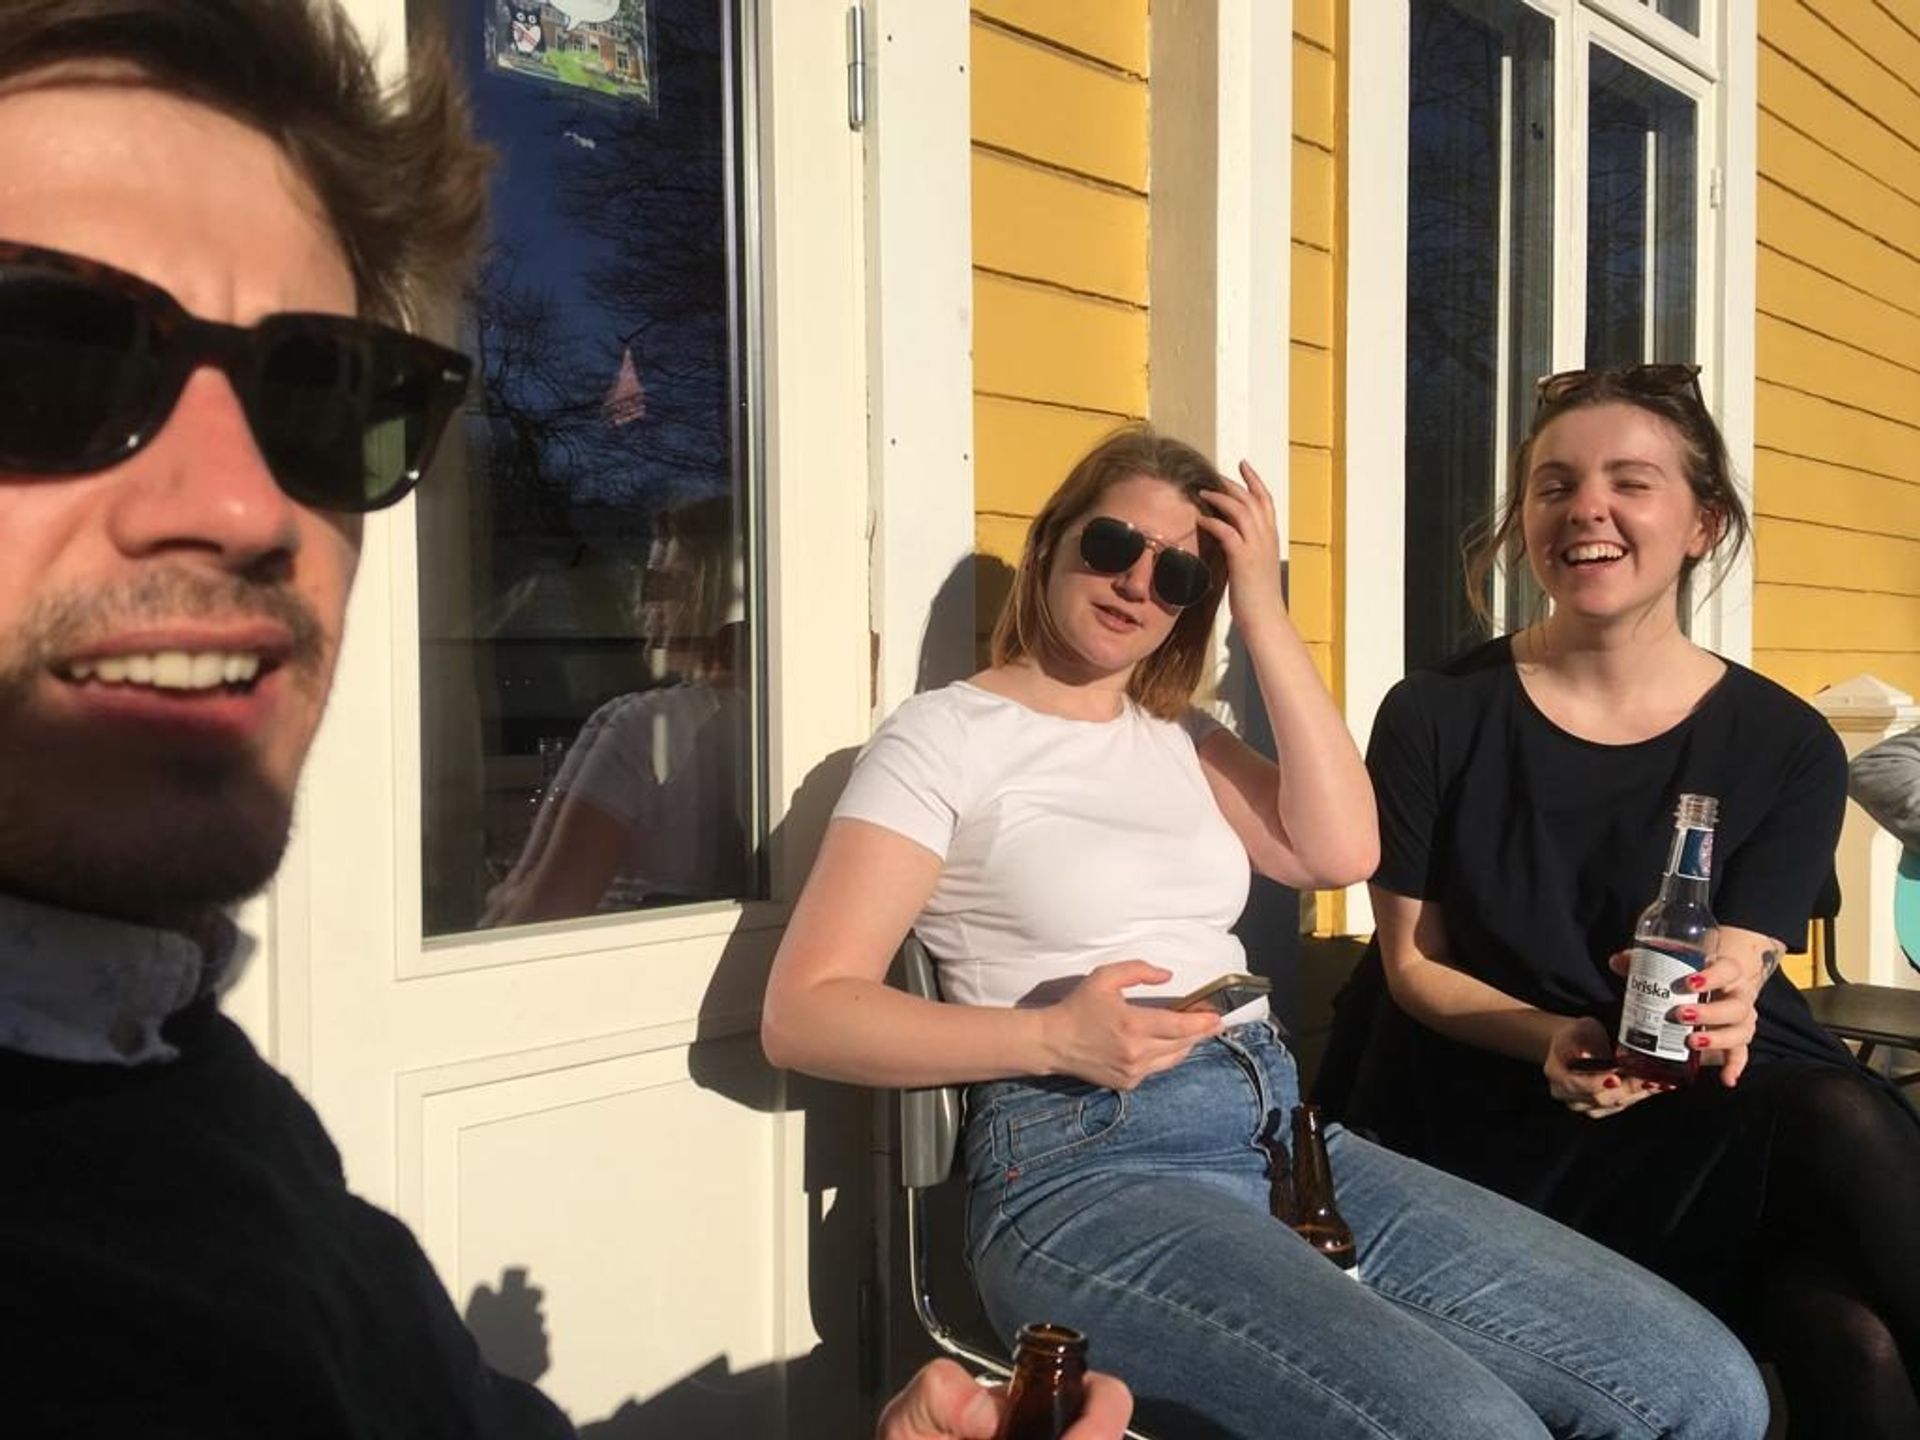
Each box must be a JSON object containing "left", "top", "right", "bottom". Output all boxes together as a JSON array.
[
  {"left": 1077, "top": 515, "right": 1212, "bottom": 609},
  {"left": 0, "top": 240, "right": 472, "bottom": 513},
  {"left": 1535, "top": 362, "right": 1703, "bottom": 411}
]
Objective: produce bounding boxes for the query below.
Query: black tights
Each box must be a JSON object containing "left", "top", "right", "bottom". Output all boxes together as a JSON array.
[{"left": 1747, "top": 1069, "right": 1919, "bottom": 1440}]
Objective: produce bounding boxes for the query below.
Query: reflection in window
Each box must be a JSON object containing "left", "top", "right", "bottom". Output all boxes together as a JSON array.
[
  {"left": 1404, "top": 0, "right": 1554, "bottom": 669},
  {"left": 1585, "top": 49, "right": 1696, "bottom": 368},
  {"left": 415, "top": 0, "right": 759, "bottom": 936},
  {"left": 1649, "top": 0, "right": 1700, "bottom": 37}
]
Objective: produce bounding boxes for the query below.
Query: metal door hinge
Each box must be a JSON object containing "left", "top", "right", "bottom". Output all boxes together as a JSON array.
[{"left": 847, "top": 4, "right": 867, "bottom": 131}]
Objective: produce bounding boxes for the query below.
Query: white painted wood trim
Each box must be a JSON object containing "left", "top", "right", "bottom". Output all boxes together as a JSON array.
[
  {"left": 1342, "top": 0, "right": 1413, "bottom": 937},
  {"left": 865, "top": 0, "right": 977, "bottom": 713},
  {"left": 1705, "top": 0, "right": 1756, "bottom": 666}
]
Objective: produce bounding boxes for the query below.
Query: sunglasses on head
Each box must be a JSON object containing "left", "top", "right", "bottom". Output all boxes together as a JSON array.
[
  {"left": 1076, "top": 514, "right": 1212, "bottom": 609},
  {"left": 0, "top": 240, "right": 472, "bottom": 513},
  {"left": 1534, "top": 362, "right": 1703, "bottom": 412}
]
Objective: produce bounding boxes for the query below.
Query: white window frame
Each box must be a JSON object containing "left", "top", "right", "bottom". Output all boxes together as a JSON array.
[{"left": 1342, "top": 0, "right": 1754, "bottom": 933}]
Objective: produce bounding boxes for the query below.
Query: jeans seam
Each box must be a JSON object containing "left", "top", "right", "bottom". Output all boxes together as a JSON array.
[
  {"left": 1369, "top": 1284, "right": 1665, "bottom": 1438},
  {"left": 996, "top": 1223, "right": 1407, "bottom": 1440}
]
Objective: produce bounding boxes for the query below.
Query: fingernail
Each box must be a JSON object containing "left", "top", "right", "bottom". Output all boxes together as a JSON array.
[
  {"left": 1685, "top": 975, "right": 1707, "bottom": 991},
  {"left": 1603, "top": 1076, "right": 1619, "bottom": 1089},
  {"left": 1677, "top": 1007, "right": 1699, "bottom": 1023},
  {"left": 1689, "top": 1034, "right": 1710, "bottom": 1049}
]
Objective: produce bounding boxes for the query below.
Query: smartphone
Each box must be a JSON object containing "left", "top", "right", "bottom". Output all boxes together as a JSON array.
[
  {"left": 1566, "top": 1054, "right": 1618, "bottom": 1073},
  {"left": 1173, "top": 973, "right": 1273, "bottom": 1014}
]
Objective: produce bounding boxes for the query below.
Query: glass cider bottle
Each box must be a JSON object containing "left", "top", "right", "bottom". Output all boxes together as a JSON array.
[
  {"left": 997, "top": 1322, "right": 1089, "bottom": 1440},
  {"left": 1287, "top": 1104, "right": 1357, "bottom": 1275},
  {"left": 1616, "top": 793, "right": 1719, "bottom": 1085}
]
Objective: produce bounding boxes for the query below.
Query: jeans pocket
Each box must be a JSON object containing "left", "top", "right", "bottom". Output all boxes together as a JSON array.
[{"left": 998, "top": 1085, "right": 1129, "bottom": 1177}]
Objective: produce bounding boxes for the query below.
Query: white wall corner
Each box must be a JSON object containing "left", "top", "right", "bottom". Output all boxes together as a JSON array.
[
  {"left": 1342, "top": 1, "right": 1412, "bottom": 936},
  {"left": 865, "top": 0, "right": 977, "bottom": 715},
  {"left": 1150, "top": 0, "right": 1292, "bottom": 724},
  {"left": 1705, "top": 0, "right": 1757, "bottom": 666}
]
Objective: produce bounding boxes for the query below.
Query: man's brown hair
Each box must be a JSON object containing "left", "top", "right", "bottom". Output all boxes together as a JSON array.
[
  {"left": 0, "top": 0, "right": 492, "bottom": 324},
  {"left": 990, "top": 425, "right": 1229, "bottom": 721}
]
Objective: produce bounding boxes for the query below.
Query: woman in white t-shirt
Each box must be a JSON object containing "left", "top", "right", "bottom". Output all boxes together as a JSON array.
[{"left": 761, "top": 426, "right": 1767, "bottom": 1440}]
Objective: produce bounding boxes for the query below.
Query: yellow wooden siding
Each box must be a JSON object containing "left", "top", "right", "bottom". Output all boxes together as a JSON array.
[
  {"left": 1754, "top": 0, "right": 1920, "bottom": 701},
  {"left": 1294, "top": 6, "right": 1344, "bottom": 933},
  {"left": 970, "top": 6, "right": 1149, "bottom": 653}
]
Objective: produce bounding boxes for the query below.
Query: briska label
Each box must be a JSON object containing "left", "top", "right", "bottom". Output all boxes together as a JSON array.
[{"left": 1619, "top": 943, "right": 1701, "bottom": 1062}]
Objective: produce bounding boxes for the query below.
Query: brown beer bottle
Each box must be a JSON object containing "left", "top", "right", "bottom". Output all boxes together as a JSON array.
[
  {"left": 997, "top": 1322, "right": 1089, "bottom": 1440},
  {"left": 1288, "top": 1104, "right": 1357, "bottom": 1274},
  {"left": 1257, "top": 1108, "right": 1297, "bottom": 1225}
]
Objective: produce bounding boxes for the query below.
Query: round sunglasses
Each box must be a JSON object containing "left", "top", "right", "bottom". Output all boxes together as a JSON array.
[
  {"left": 0, "top": 240, "right": 472, "bottom": 513},
  {"left": 1076, "top": 515, "right": 1212, "bottom": 609}
]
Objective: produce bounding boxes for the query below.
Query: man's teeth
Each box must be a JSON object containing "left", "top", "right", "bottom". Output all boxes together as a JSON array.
[
  {"left": 1564, "top": 543, "right": 1625, "bottom": 563},
  {"left": 65, "top": 652, "right": 263, "bottom": 690}
]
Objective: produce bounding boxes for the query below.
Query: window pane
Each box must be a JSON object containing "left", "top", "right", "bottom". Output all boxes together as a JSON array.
[
  {"left": 1585, "top": 48, "right": 1697, "bottom": 367},
  {"left": 1404, "top": 0, "right": 1554, "bottom": 669},
  {"left": 1652, "top": 0, "right": 1700, "bottom": 36},
  {"left": 416, "top": 0, "right": 760, "bottom": 936}
]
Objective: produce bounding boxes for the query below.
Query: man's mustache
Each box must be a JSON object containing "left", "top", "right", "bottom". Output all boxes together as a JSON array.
[{"left": 3, "top": 569, "right": 327, "bottom": 691}]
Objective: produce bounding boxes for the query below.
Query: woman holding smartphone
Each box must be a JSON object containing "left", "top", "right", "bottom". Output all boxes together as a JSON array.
[
  {"left": 1322, "top": 365, "right": 1920, "bottom": 1437},
  {"left": 763, "top": 426, "right": 1766, "bottom": 1439}
]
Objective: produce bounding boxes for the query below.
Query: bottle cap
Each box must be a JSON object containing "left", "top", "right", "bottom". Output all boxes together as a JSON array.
[{"left": 1674, "top": 793, "right": 1718, "bottom": 827}]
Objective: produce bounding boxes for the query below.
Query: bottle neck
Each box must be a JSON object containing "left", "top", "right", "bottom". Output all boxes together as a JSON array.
[{"left": 1659, "top": 823, "right": 1713, "bottom": 905}]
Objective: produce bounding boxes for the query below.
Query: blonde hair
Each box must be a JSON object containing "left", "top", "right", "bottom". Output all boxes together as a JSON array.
[{"left": 989, "top": 425, "right": 1229, "bottom": 720}]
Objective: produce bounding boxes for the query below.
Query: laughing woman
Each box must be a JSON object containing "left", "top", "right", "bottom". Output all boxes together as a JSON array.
[
  {"left": 762, "top": 426, "right": 1767, "bottom": 1440},
  {"left": 1320, "top": 366, "right": 1920, "bottom": 1439}
]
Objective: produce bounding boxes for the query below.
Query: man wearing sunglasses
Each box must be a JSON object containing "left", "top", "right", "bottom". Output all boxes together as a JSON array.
[{"left": 0, "top": 4, "right": 1137, "bottom": 1438}]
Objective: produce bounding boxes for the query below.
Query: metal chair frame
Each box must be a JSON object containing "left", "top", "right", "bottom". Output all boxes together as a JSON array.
[
  {"left": 1807, "top": 908, "right": 1920, "bottom": 1088},
  {"left": 895, "top": 935, "right": 1156, "bottom": 1439}
]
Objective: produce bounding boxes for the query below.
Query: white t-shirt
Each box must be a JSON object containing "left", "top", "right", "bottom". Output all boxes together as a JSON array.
[{"left": 832, "top": 681, "right": 1253, "bottom": 1011}]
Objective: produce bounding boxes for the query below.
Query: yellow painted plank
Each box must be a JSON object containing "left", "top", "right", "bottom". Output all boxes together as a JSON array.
[
  {"left": 975, "top": 511, "right": 1033, "bottom": 571},
  {"left": 1756, "top": 379, "right": 1920, "bottom": 483},
  {"left": 972, "top": 1, "right": 1148, "bottom": 76},
  {"left": 1295, "top": 42, "right": 1336, "bottom": 151},
  {"left": 1756, "top": 584, "right": 1920, "bottom": 651},
  {"left": 1760, "top": 3, "right": 1920, "bottom": 180},
  {"left": 1291, "top": 342, "right": 1335, "bottom": 451},
  {"left": 1758, "top": 45, "right": 1920, "bottom": 206},
  {"left": 974, "top": 395, "right": 1124, "bottom": 515},
  {"left": 1292, "top": 244, "right": 1335, "bottom": 349},
  {"left": 1288, "top": 541, "right": 1334, "bottom": 642},
  {"left": 972, "top": 22, "right": 1147, "bottom": 191},
  {"left": 1290, "top": 444, "right": 1335, "bottom": 545},
  {"left": 1293, "top": 141, "right": 1336, "bottom": 250},
  {"left": 974, "top": 272, "right": 1148, "bottom": 415},
  {"left": 972, "top": 544, "right": 1023, "bottom": 640},
  {"left": 1760, "top": 179, "right": 1920, "bottom": 314},
  {"left": 1754, "top": 515, "right": 1920, "bottom": 595},
  {"left": 1800, "top": 0, "right": 1920, "bottom": 88},
  {"left": 1758, "top": 246, "right": 1920, "bottom": 376},
  {"left": 1296, "top": 0, "right": 1337, "bottom": 52},
  {"left": 1758, "top": 112, "right": 1920, "bottom": 259},
  {"left": 1757, "top": 314, "right": 1920, "bottom": 431},
  {"left": 1755, "top": 449, "right": 1920, "bottom": 538},
  {"left": 1753, "top": 648, "right": 1920, "bottom": 700},
  {"left": 972, "top": 150, "right": 1148, "bottom": 303}
]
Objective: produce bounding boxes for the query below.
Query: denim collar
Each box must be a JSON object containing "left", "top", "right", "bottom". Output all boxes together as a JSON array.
[{"left": 0, "top": 892, "right": 250, "bottom": 1065}]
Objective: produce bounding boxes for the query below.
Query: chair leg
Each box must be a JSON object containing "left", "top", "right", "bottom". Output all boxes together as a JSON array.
[{"left": 1858, "top": 1040, "right": 1879, "bottom": 1067}]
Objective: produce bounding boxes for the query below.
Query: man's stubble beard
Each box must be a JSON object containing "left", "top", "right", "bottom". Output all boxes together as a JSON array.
[{"left": 0, "top": 569, "right": 329, "bottom": 927}]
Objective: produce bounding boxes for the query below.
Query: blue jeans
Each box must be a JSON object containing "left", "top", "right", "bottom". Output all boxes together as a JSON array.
[{"left": 962, "top": 1021, "right": 1768, "bottom": 1439}]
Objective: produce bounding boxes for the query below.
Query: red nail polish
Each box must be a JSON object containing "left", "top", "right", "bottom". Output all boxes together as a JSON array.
[
  {"left": 1689, "top": 1034, "right": 1710, "bottom": 1049},
  {"left": 1603, "top": 1076, "right": 1619, "bottom": 1088},
  {"left": 1685, "top": 975, "right": 1707, "bottom": 992},
  {"left": 1677, "top": 1007, "right": 1699, "bottom": 1023}
]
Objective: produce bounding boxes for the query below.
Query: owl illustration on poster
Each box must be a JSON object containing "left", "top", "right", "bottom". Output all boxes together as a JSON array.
[{"left": 488, "top": 0, "right": 653, "bottom": 108}]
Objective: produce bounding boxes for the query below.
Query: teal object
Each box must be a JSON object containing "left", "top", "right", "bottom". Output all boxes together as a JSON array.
[{"left": 1897, "top": 848, "right": 1920, "bottom": 975}]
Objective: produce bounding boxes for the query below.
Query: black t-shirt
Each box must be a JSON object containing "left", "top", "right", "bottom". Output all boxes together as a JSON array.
[
  {"left": 1318, "top": 640, "right": 1861, "bottom": 1245},
  {"left": 0, "top": 997, "right": 576, "bottom": 1440}
]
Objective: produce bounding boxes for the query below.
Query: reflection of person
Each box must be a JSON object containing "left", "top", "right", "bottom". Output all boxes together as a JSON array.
[
  {"left": 1850, "top": 724, "right": 1920, "bottom": 852},
  {"left": 764, "top": 426, "right": 1767, "bottom": 1439},
  {"left": 483, "top": 498, "right": 749, "bottom": 925},
  {"left": 1323, "top": 365, "right": 1920, "bottom": 1437}
]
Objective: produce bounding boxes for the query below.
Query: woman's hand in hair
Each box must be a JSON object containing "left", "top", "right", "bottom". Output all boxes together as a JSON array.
[
  {"left": 1195, "top": 460, "right": 1289, "bottom": 635},
  {"left": 1038, "top": 962, "right": 1223, "bottom": 1090}
]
